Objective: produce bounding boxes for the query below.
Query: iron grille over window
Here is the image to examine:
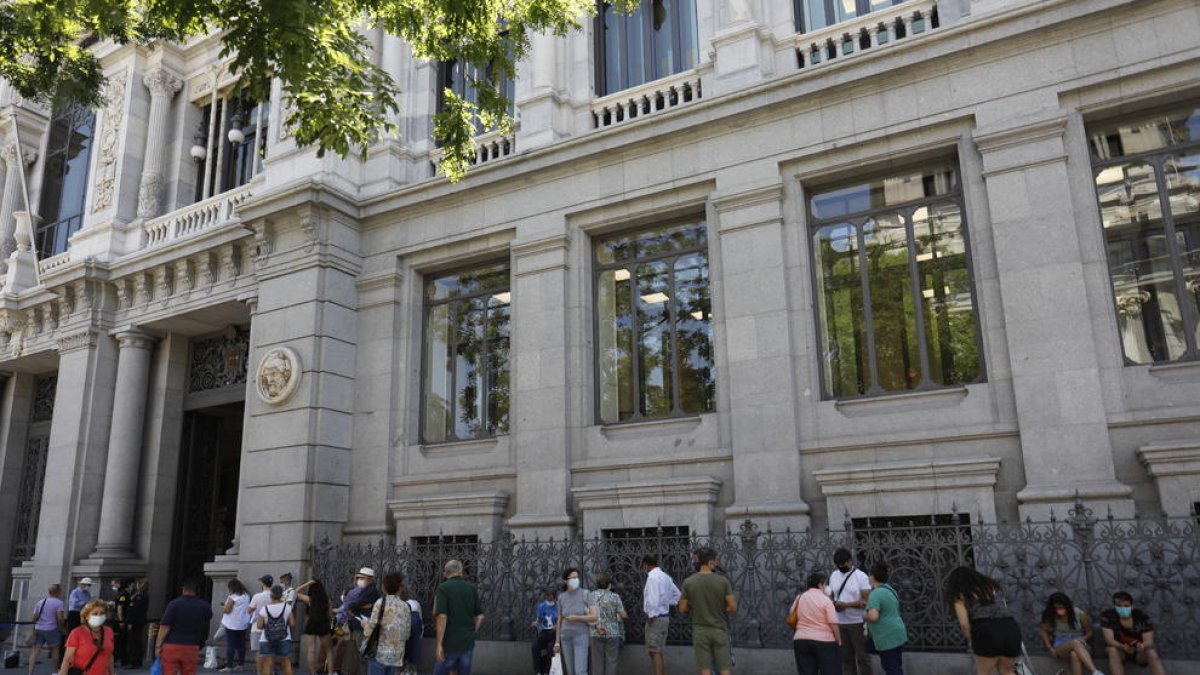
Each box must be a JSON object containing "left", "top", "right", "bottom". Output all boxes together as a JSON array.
[
  {"left": 37, "top": 104, "right": 95, "bottom": 257},
  {"left": 808, "top": 163, "right": 984, "bottom": 399},
  {"left": 601, "top": 526, "right": 691, "bottom": 644},
  {"left": 421, "top": 263, "right": 511, "bottom": 443},
  {"left": 1088, "top": 105, "right": 1200, "bottom": 365},
  {"left": 594, "top": 220, "right": 714, "bottom": 424},
  {"left": 11, "top": 374, "right": 57, "bottom": 566},
  {"left": 595, "top": 0, "right": 699, "bottom": 96},
  {"left": 794, "top": 0, "right": 910, "bottom": 33},
  {"left": 193, "top": 94, "right": 268, "bottom": 203},
  {"left": 436, "top": 57, "right": 516, "bottom": 136}
]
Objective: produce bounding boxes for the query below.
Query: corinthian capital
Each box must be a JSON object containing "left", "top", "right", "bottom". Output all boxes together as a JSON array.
[
  {"left": 143, "top": 67, "right": 183, "bottom": 98},
  {"left": 1, "top": 143, "right": 37, "bottom": 168}
]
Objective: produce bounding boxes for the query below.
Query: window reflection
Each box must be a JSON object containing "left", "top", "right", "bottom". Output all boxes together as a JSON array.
[
  {"left": 597, "top": 0, "right": 699, "bottom": 96},
  {"left": 36, "top": 104, "right": 96, "bottom": 257},
  {"left": 794, "top": 0, "right": 907, "bottom": 33}
]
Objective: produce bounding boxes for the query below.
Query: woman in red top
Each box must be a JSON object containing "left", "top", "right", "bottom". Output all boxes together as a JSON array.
[{"left": 59, "top": 599, "right": 114, "bottom": 675}]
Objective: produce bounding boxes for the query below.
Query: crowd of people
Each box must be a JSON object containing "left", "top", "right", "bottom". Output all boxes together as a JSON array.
[{"left": 17, "top": 553, "right": 1171, "bottom": 675}]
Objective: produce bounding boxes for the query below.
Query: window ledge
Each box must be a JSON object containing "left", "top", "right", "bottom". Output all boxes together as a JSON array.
[
  {"left": 1148, "top": 360, "right": 1200, "bottom": 382},
  {"left": 834, "top": 386, "right": 968, "bottom": 417},
  {"left": 600, "top": 415, "right": 703, "bottom": 440},
  {"left": 419, "top": 436, "right": 500, "bottom": 456}
]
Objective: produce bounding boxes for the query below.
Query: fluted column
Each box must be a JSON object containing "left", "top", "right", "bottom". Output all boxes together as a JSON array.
[
  {"left": 136, "top": 68, "right": 182, "bottom": 220},
  {"left": 0, "top": 144, "right": 37, "bottom": 268},
  {"left": 90, "top": 329, "right": 157, "bottom": 558}
]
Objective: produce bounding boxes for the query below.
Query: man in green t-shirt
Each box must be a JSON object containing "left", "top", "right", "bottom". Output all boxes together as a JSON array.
[
  {"left": 433, "top": 559, "right": 484, "bottom": 675},
  {"left": 679, "top": 548, "right": 737, "bottom": 675}
]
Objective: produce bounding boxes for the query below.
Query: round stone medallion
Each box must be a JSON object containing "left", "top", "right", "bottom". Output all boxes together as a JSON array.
[{"left": 255, "top": 347, "right": 301, "bottom": 404}]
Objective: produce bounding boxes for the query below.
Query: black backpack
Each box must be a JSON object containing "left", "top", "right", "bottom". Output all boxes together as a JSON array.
[{"left": 263, "top": 605, "right": 288, "bottom": 642}]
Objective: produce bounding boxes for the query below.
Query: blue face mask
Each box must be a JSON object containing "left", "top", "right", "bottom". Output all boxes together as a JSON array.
[{"left": 1115, "top": 606, "right": 1133, "bottom": 618}]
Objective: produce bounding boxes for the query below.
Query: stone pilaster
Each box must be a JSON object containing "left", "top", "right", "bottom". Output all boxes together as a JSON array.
[
  {"left": 505, "top": 234, "right": 575, "bottom": 538},
  {"left": 86, "top": 328, "right": 157, "bottom": 561},
  {"left": 712, "top": 176, "right": 810, "bottom": 531},
  {"left": 708, "top": 0, "right": 774, "bottom": 94},
  {"left": 973, "top": 115, "right": 1132, "bottom": 519},
  {"left": 137, "top": 68, "right": 182, "bottom": 220},
  {"left": 0, "top": 373, "right": 32, "bottom": 601},
  {"left": 514, "top": 30, "right": 571, "bottom": 152},
  {"left": 0, "top": 144, "right": 38, "bottom": 268}
]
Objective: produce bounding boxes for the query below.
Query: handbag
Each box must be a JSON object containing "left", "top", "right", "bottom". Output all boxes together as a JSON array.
[
  {"left": 548, "top": 654, "right": 564, "bottom": 675},
  {"left": 67, "top": 632, "right": 104, "bottom": 675},
  {"left": 785, "top": 596, "right": 800, "bottom": 630},
  {"left": 359, "top": 599, "right": 383, "bottom": 660}
]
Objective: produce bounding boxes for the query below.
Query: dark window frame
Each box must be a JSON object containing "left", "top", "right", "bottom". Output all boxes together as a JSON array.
[
  {"left": 805, "top": 161, "right": 987, "bottom": 400},
  {"left": 792, "top": 0, "right": 908, "bottom": 34},
  {"left": 435, "top": 48, "right": 516, "bottom": 138},
  {"left": 1087, "top": 106, "right": 1200, "bottom": 365},
  {"left": 593, "top": 0, "right": 698, "bottom": 97},
  {"left": 36, "top": 104, "right": 96, "bottom": 257},
  {"left": 419, "top": 261, "right": 512, "bottom": 444}
]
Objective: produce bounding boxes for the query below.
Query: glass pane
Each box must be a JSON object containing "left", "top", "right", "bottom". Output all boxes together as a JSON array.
[
  {"left": 673, "top": 253, "right": 714, "bottom": 414},
  {"left": 596, "top": 219, "right": 706, "bottom": 264},
  {"left": 1094, "top": 162, "right": 1161, "bottom": 228},
  {"left": 803, "top": 0, "right": 832, "bottom": 32},
  {"left": 1089, "top": 106, "right": 1200, "bottom": 160},
  {"left": 597, "top": 269, "right": 636, "bottom": 423},
  {"left": 602, "top": 3, "right": 625, "bottom": 95},
  {"left": 636, "top": 260, "right": 673, "bottom": 417},
  {"left": 427, "top": 262, "right": 510, "bottom": 301},
  {"left": 912, "top": 203, "right": 980, "bottom": 385},
  {"left": 811, "top": 166, "right": 958, "bottom": 220},
  {"left": 1165, "top": 153, "right": 1200, "bottom": 219},
  {"left": 864, "top": 214, "right": 921, "bottom": 391},
  {"left": 453, "top": 298, "right": 486, "bottom": 439},
  {"left": 485, "top": 295, "right": 511, "bottom": 434},
  {"left": 1180, "top": 222, "right": 1200, "bottom": 354},
  {"left": 422, "top": 303, "right": 453, "bottom": 442},
  {"left": 1107, "top": 228, "right": 1189, "bottom": 363},
  {"left": 677, "top": 0, "right": 698, "bottom": 70},
  {"left": 651, "top": 0, "right": 675, "bottom": 79},
  {"left": 814, "top": 222, "right": 868, "bottom": 397}
]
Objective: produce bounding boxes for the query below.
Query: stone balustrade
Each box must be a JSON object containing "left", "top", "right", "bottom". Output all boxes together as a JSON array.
[
  {"left": 36, "top": 251, "right": 72, "bottom": 276},
  {"left": 141, "top": 183, "right": 254, "bottom": 250},
  {"left": 591, "top": 70, "right": 703, "bottom": 130},
  {"left": 430, "top": 130, "right": 517, "bottom": 176},
  {"left": 793, "top": 1, "right": 939, "bottom": 70}
]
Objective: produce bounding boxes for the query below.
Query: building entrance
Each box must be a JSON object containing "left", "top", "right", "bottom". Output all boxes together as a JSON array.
[{"left": 166, "top": 402, "right": 243, "bottom": 596}]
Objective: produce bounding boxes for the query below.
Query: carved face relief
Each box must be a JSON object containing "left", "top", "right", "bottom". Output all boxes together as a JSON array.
[{"left": 255, "top": 346, "right": 301, "bottom": 404}]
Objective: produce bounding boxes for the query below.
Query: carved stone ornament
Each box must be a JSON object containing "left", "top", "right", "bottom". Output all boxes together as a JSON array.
[
  {"left": 255, "top": 346, "right": 301, "bottom": 404},
  {"left": 143, "top": 68, "right": 183, "bottom": 99},
  {"left": 91, "top": 71, "right": 128, "bottom": 213},
  {"left": 137, "top": 172, "right": 165, "bottom": 218}
]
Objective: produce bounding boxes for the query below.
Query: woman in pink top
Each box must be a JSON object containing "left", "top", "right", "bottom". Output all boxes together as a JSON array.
[{"left": 790, "top": 572, "right": 843, "bottom": 675}]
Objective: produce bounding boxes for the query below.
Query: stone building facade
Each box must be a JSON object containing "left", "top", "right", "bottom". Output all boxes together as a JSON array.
[{"left": 0, "top": 0, "right": 1198, "bottom": 623}]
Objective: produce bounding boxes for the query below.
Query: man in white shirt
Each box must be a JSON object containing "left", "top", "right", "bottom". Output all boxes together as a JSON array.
[
  {"left": 830, "top": 549, "right": 873, "bottom": 675},
  {"left": 641, "top": 554, "right": 680, "bottom": 675},
  {"left": 247, "top": 575, "right": 274, "bottom": 659}
]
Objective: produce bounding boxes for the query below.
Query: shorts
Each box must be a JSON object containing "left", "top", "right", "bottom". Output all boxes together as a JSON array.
[
  {"left": 970, "top": 618, "right": 1021, "bottom": 658},
  {"left": 258, "top": 639, "right": 292, "bottom": 658},
  {"left": 35, "top": 629, "right": 63, "bottom": 647},
  {"left": 691, "top": 626, "right": 732, "bottom": 671},
  {"left": 645, "top": 616, "right": 670, "bottom": 653},
  {"left": 1053, "top": 635, "right": 1082, "bottom": 649}
]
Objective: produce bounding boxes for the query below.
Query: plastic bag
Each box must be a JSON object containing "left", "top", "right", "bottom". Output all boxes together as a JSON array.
[
  {"left": 150, "top": 659, "right": 163, "bottom": 675},
  {"left": 203, "top": 646, "right": 218, "bottom": 669},
  {"left": 548, "top": 654, "right": 563, "bottom": 675}
]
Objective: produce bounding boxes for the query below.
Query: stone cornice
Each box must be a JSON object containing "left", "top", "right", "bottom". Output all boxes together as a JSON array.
[
  {"left": 571, "top": 476, "right": 722, "bottom": 510},
  {"left": 237, "top": 177, "right": 361, "bottom": 226},
  {"left": 56, "top": 329, "right": 100, "bottom": 354},
  {"left": 1138, "top": 440, "right": 1200, "bottom": 477},
  {"left": 813, "top": 456, "right": 1002, "bottom": 497},
  {"left": 388, "top": 490, "right": 510, "bottom": 520}
]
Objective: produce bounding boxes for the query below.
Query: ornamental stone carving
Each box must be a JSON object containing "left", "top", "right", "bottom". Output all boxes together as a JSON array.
[
  {"left": 136, "top": 172, "right": 166, "bottom": 218},
  {"left": 0, "top": 144, "right": 37, "bottom": 168},
  {"left": 255, "top": 347, "right": 301, "bottom": 404},
  {"left": 91, "top": 71, "right": 128, "bottom": 213},
  {"left": 143, "top": 68, "right": 183, "bottom": 99}
]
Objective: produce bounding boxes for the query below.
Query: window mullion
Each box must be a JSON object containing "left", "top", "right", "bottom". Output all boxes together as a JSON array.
[
  {"left": 448, "top": 300, "right": 460, "bottom": 441},
  {"left": 903, "top": 209, "right": 933, "bottom": 388},
  {"left": 667, "top": 256, "right": 682, "bottom": 415},
  {"left": 630, "top": 266, "right": 644, "bottom": 421},
  {"left": 481, "top": 300, "right": 490, "bottom": 436},
  {"left": 855, "top": 220, "right": 883, "bottom": 396},
  {"left": 1151, "top": 156, "right": 1200, "bottom": 359}
]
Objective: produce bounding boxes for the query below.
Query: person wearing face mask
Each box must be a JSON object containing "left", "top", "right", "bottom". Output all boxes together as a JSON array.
[
  {"left": 829, "top": 550, "right": 872, "bottom": 675},
  {"left": 553, "top": 568, "right": 597, "bottom": 675},
  {"left": 59, "top": 600, "right": 114, "bottom": 675},
  {"left": 333, "top": 569, "right": 380, "bottom": 675},
  {"left": 1039, "top": 593, "right": 1103, "bottom": 675},
  {"left": 1100, "top": 592, "right": 1164, "bottom": 675}
]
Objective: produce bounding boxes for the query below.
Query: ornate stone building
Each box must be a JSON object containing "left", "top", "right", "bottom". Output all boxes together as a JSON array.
[{"left": 0, "top": 0, "right": 1198, "bottom": 625}]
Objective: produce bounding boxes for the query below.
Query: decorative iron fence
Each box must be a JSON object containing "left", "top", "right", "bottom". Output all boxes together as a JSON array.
[{"left": 311, "top": 499, "right": 1199, "bottom": 659}]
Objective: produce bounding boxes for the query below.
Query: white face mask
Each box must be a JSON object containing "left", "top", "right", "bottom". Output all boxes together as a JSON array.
[
  {"left": 566, "top": 578, "right": 580, "bottom": 591},
  {"left": 87, "top": 615, "right": 107, "bottom": 628},
  {"left": 356, "top": 579, "right": 368, "bottom": 589}
]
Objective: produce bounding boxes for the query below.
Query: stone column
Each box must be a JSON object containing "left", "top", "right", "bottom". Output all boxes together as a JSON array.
[
  {"left": 136, "top": 68, "right": 182, "bottom": 220},
  {"left": 0, "top": 372, "right": 32, "bottom": 600},
  {"left": 0, "top": 144, "right": 38, "bottom": 266},
  {"left": 709, "top": 0, "right": 773, "bottom": 94},
  {"left": 712, "top": 172, "right": 810, "bottom": 531},
  {"left": 505, "top": 234, "right": 575, "bottom": 538},
  {"left": 973, "top": 116, "right": 1132, "bottom": 519},
  {"left": 89, "top": 329, "right": 157, "bottom": 559}
]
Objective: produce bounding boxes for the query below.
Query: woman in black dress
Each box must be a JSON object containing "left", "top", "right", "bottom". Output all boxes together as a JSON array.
[{"left": 295, "top": 580, "right": 333, "bottom": 675}]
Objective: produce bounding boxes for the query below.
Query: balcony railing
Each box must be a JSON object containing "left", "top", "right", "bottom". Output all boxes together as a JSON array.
[
  {"left": 591, "top": 69, "right": 703, "bottom": 130},
  {"left": 793, "top": 1, "right": 940, "bottom": 70},
  {"left": 430, "top": 130, "right": 518, "bottom": 175},
  {"left": 142, "top": 183, "right": 254, "bottom": 250},
  {"left": 37, "top": 251, "right": 73, "bottom": 276}
]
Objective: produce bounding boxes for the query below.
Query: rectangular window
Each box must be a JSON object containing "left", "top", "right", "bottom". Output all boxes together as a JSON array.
[
  {"left": 809, "top": 164, "right": 983, "bottom": 399},
  {"left": 436, "top": 57, "right": 516, "bottom": 136},
  {"left": 421, "top": 263, "right": 511, "bottom": 443},
  {"left": 36, "top": 105, "right": 95, "bottom": 257},
  {"left": 595, "top": 0, "right": 699, "bottom": 96},
  {"left": 793, "top": 0, "right": 907, "bottom": 33},
  {"left": 594, "top": 220, "right": 714, "bottom": 424},
  {"left": 192, "top": 93, "right": 268, "bottom": 203},
  {"left": 1088, "top": 105, "right": 1200, "bottom": 365}
]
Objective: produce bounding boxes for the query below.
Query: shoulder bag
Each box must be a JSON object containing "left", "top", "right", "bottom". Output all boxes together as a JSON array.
[
  {"left": 23, "top": 599, "right": 46, "bottom": 647},
  {"left": 360, "top": 598, "right": 384, "bottom": 660},
  {"left": 865, "top": 585, "right": 901, "bottom": 654},
  {"left": 67, "top": 631, "right": 105, "bottom": 675},
  {"left": 786, "top": 596, "right": 800, "bottom": 630}
]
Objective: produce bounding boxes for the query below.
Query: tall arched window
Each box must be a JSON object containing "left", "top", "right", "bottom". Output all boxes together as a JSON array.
[{"left": 37, "top": 104, "right": 95, "bottom": 257}]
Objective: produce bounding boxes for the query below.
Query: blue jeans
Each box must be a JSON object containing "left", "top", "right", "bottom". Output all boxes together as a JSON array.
[
  {"left": 432, "top": 649, "right": 474, "bottom": 675},
  {"left": 224, "top": 629, "right": 247, "bottom": 667},
  {"left": 878, "top": 646, "right": 904, "bottom": 675},
  {"left": 367, "top": 661, "right": 399, "bottom": 675},
  {"left": 560, "top": 632, "right": 589, "bottom": 675}
]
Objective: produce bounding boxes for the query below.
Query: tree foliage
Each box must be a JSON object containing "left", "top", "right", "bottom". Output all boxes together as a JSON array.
[{"left": 0, "top": 0, "right": 636, "bottom": 182}]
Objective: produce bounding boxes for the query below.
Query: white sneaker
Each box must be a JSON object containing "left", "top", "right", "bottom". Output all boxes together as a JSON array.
[{"left": 1094, "top": 670, "right": 1106, "bottom": 675}]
